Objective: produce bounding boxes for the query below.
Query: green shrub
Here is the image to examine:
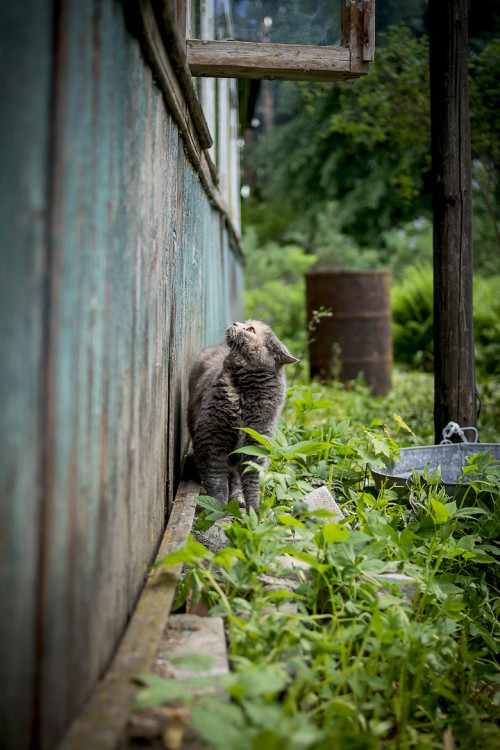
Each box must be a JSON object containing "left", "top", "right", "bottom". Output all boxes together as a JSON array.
[
  {"left": 243, "top": 227, "right": 317, "bottom": 356},
  {"left": 391, "top": 265, "right": 434, "bottom": 371},
  {"left": 391, "top": 267, "right": 500, "bottom": 379},
  {"left": 474, "top": 275, "right": 500, "bottom": 376}
]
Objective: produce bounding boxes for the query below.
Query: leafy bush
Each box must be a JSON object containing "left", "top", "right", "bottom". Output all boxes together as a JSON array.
[
  {"left": 243, "top": 226, "right": 318, "bottom": 356},
  {"left": 391, "top": 266, "right": 500, "bottom": 378},
  {"left": 391, "top": 265, "right": 434, "bottom": 371},
  {"left": 142, "top": 386, "right": 500, "bottom": 749},
  {"left": 474, "top": 276, "right": 500, "bottom": 376}
]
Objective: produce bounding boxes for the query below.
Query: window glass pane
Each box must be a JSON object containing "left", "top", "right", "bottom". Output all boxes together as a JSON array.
[{"left": 216, "top": 0, "right": 342, "bottom": 46}]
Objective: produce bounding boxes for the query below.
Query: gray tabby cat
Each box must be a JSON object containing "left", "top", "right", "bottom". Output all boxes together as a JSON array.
[{"left": 187, "top": 320, "right": 298, "bottom": 513}]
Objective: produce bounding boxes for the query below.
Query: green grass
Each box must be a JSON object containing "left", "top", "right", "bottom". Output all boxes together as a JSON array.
[{"left": 139, "top": 372, "right": 500, "bottom": 750}]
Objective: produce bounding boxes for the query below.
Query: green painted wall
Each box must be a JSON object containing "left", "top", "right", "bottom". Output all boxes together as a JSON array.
[{"left": 0, "top": 1, "right": 243, "bottom": 748}]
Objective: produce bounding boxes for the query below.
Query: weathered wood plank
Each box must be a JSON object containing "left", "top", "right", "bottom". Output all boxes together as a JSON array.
[
  {"left": 57, "top": 480, "right": 200, "bottom": 750},
  {"left": 0, "top": 1, "right": 52, "bottom": 748},
  {"left": 137, "top": 0, "right": 241, "bottom": 239},
  {"left": 187, "top": 39, "right": 369, "bottom": 81},
  {"left": 342, "top": 0, "right": 376, "bottom": 64},
  {"left": 150, "top": 0, "right": 212, "bottom": 149},
  {"left": 429, "top": 0, "right": 477, "bottom": 440},
  {"left": 1, "top": 0, "right": 244, "bottom": 747},
  {"left": 122, "top": 614, "right": 230, "bottom": 749}
]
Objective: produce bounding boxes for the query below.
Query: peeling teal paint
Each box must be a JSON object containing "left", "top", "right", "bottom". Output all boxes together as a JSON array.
[{"left": 0, "top": 1, "right": 243, "bottom": 748}]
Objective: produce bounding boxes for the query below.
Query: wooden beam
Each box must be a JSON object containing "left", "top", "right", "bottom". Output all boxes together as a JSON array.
[
  {"left": 342, "top": 0, "right": 376, "bottom": 64},
  {"left": 149, "top": 0, "right": 212, "bottom": 149},
  {"left": 429, "top": 0, "right": 477, "bottom": 441},
  {"left": 187, "top": 40, "right": 369, "bottom": 81}
]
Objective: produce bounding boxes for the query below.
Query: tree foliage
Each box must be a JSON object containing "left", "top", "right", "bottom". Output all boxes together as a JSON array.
[{"left": 242, "top": 26, "right": 500, "bottom": 272}]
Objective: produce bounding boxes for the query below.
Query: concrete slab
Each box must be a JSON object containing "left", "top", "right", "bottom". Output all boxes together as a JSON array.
[{"left": 301, "top": 486, "right": 347, "bottom": 524}]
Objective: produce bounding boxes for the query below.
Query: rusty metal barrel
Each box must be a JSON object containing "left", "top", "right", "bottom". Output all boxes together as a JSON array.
[{"left": 306, "top": 269, "right": 392, "bottom": 395}]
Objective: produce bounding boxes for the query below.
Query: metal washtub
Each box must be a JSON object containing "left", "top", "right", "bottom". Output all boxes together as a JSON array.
[{"left": 370, "top": 443, "right": 500, "bottom": 501}]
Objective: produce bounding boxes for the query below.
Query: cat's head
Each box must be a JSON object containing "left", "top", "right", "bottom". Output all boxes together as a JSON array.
[{"left": 225, "top": 320, "right": 298, "bottom": 370}]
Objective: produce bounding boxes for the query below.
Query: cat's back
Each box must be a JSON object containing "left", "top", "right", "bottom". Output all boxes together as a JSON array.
[{"left": 187, "top": 344, "right": 228, "bottom": 436}]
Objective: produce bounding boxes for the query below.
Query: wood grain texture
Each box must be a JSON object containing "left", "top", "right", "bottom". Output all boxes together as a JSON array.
[
  {"left": 0, "top": 2, "right": 52, "bottom": 748},
  {"left": 429, "top": 0, "right": 477, "bottom": 440},
  {"left": 0, "top": 1, "right": 243, "bottom": 748},
  {"left": 187, "top": 39, "right": 369, "bottom": 81},
  {"left": 57, "top": 480, "right": 200, "bottom": 750},
  {"left": 342, "top": 0, "right": 376, "bottom": 64}
]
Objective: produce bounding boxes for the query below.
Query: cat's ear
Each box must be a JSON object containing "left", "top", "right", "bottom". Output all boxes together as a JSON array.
[{"left": 274, "top": 342, "right": 299, "bottom": 366}]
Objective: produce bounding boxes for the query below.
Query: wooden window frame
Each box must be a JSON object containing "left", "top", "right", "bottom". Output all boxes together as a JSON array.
[
  {"left": 132, "top": 0, "right": 374, "bottom": 246},
  {"left": 186, "top": 0, "right": 375, "bottom": 82}
]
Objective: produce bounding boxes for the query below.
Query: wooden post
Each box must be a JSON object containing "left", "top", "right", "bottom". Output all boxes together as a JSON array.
[{"left": 428, "top": 0, "right": 477, "bottom": 443}]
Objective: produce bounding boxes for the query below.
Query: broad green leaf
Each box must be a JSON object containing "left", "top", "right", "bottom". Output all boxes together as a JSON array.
[
  {"left": 231, "top": 445, "right": 271, "bottom": 458},
  {"left": 191, "top": 698, "right": 249, "bottom": 748},
  {"left": 214, "top": 547, "right": 246, "bottom": 570},
  {"left": 155, "top": 537, "right": 210, "bottom": 568},
  {"left": 277, "top": 440, "right": 331, "bottom": 456},
  {"left": 282, "top": 549, "right": 319, "bottom": 566},
  {"left": 322, "top": 522, "right": 349, "bottom": 543},
  {"left": 225, "top": 497, "right": 243, "bottom": 518},
  {"left": 236, "top": 427, "right": 276, "bottom": 450},
  {"left": 372, "top": 438, "right": 393, "bottom": 457},
  {"left": 134, "top": 674, "right": 194, "bottom": 708},
  {"left": 277, "top": 514, "right": 306, "bottom": 529},
  {"left": 223, "top": 665, "right": 290, "bottom": 699},
  {"left": 393, "top": 413, "right": 416, "bottom": 436},
  {"left": 195, "top": 495, "right": 227, "bottom": 513},
  {"left": 429, "top": 498, "right": 450, "bottom": 523}
]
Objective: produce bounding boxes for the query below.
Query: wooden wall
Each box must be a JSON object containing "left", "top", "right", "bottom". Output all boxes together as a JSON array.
[{"left": 0, "top": 1, "right": 243, "bottom": 748}]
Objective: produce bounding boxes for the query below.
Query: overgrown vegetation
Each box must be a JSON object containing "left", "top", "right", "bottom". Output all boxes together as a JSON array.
[
  {"left": 137, "top": 383, "right": 500, "bottom": 749},
  {"left": 133, "top": 8, "right": 500, "bottom": 744}
]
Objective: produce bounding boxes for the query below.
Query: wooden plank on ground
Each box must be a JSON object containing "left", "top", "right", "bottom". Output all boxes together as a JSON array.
[
  {"left": 122, "top": 615, "right": 230, "bottom": 749},
  {"left": 57, "top": 479, "right": 200, "bottom": 750}
]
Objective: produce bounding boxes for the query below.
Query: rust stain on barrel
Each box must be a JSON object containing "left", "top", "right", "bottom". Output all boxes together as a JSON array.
[{"left": 306, "top": 270, "right": 393, "bottom": 395}]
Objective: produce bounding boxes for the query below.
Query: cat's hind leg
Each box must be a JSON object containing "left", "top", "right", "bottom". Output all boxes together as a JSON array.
[
  {"left": 228, "top": 461, "right": 245, "bottom": 510},
  {"left": 195, "top": 451, "right": 229, "bottom": 505},
  {"left": 239, "top": 457, "right": 264, "bottom": 514}
]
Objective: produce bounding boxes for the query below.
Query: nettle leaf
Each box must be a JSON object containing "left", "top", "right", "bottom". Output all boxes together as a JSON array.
[
  {"left": 429, "top": 579, "right": 463, "bottom": 600},
  {"left": 225, "top": 497, "right": 244, "bottom": 518},
  {"left": 283, "top": 548, "right": 319, "bottom": 567},
  {"left": 429, "top": 497, "right": 450, "bottom": 523},
  {"left": 322, "top": 522, "right": 350, "bottom": 543},
  {"left": 133, "top": 674, "right": 194, "bottom": 709},
  {"left": 277, "top": 513, "right": 306, "bottom": 529},
  {"left": 195, "top": 495, "right": 227, "bottom": 513},
  {"left": 224, "top": 665, "right": 291, "bottom": 699},
  {"left": 427, "top": 465, "right": 442, "bottom": 484},
  {"left": 231, "top": 445, "right": 271, "bottom": 458},
  {"left": 393, "top": 412, "right": 416, "bottom": 436},
  {"left": 214, "top": 547, "right": 246, "bottom": 570},
  {"left": 368, "top": 434, "right": 393, "bottom": 458},
  {"left": 308, "top": 508, "right": 341, "bottom": 518},
  {"left": 274, "top": 427, "right": 289, "bottom": 447},
  {"left": 278, "top": 440, "right": 331, "bottom": 457},
  {"left": 236, "top": 427, "right": 277, "bottom": 451},
  {"left": 265, "top": 588, "right": 300, "bottom": 601},
  {"left": 155, "top": 536, "right": 211, "bottom": 569},
  {"left": 191, "top": 697, "right": 249, "bottom": 749}
]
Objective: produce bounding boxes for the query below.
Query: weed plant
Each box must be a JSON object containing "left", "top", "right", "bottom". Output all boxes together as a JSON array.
[{"left": 138, "top": 383, "right": 500, "bottom": 749}]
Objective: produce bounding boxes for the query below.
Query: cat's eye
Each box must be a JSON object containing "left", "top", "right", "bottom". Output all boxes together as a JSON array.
[{"left": 246, "top": 326, "right": 256, "bottom": 334}]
